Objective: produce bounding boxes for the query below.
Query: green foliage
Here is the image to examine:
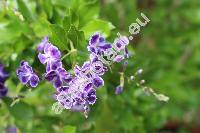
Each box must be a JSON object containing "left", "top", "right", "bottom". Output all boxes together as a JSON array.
[
  {"left": 3, "top": 97, "right": 34, "bottom": 121},
  {"left": 17, "top": 0, "right": 34, "bottom": 22},
  {"left": 0, "top": 0, "right": 199, "bottom": 132},
  {"left": 81, "top": 19, "right": 115, "bottom": 38},
  {"left": 63, "top": 125, "right": 76, "bottom": 133},
  {"left": 50, "top": 24, "right": 68, "bottom": 50}
]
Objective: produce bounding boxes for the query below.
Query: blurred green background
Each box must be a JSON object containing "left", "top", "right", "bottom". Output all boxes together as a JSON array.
[{"left": 0, "top": 0, "right": 200, "bottom": 132}]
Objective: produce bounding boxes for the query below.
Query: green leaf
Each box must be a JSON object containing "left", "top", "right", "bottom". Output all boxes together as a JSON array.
[
  {"left": 63, "top": 8, "right": 80, "bottom": 32},
  {"left": 14, "top": 34, "right": 32, "bottom": 54},
  {"left": 69, "top": 9, "right": 79, "bottom": 28},
  {"left": 0, "top": 23, "right": 21, "bottom": 44},
  {"left": 50, "top": 24, "right": 68, "bottom": 50},
  {"left": 42, "top": 0, "right": 53, "bottom": 18},
  {"left": 31, "top": 17, "right": 51, "bottom": 37},
  {"left": 63, "top": 125, "right": 76, "bottom": 133},
  {"left": 17, "top": 0, "right": 34, "bottom": 22},
  {"left": 3, "top": 97, "right": 34, "bottom": 120},
  {"left": 78, "top": 0, "right": 100, "bottom": 27},
  {"left": 81, "top": 19, "right": 115, "bottom": 39},
  {"left": 52, "top": 0, "right": 72, "bottom": 8},
  {"left": 0, "top": 18, "right": 30, "bottom": 45},
  {"left": 68, "top": 25, "right": 85, "bottom": 47},
  {"left": 63, "top": 15, "right": 71, "bottom": 32}
]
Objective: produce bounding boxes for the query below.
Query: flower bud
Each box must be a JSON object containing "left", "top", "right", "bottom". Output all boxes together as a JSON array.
[
  {"left": 115, "top": 86, "right": 123, "bottom": 95},
  {"left": 140, "top": 80, "right": 145, "bottom": 85},
  {"left": 137, "top": 69, "right": 143, "bottom": 75},
  {"left": 130, "top": 75, "right": 135, "bottom": 81}
]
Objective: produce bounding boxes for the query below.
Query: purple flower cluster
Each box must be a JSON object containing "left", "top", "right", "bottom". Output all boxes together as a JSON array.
[
  {"left": 43, "top": 33, "right": 129, "bottom": 113},
  {"left": 16, "top": 33, "right": 129, "bottom": 115},
  {"left": 0, "top": 63, "right": 9, "bottom": 98},
  {"left": 54, "top": 33, "right": 128, "bottom": 112},
  {"left": 88, "top": 32, "right": 129, "bottom": 63},
  {"left": 88, "top": 33, "right": 129, "bottom": 95},
  {"left": 16, "top": 61, "right": 39, "bottom": 88},
  {"left": 35, "top": 36, "right": 104, "bottom": 112}
]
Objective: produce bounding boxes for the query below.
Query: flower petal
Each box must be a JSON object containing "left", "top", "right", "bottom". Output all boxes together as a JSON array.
[
  {"left": 113, "top": 55, "right": 124, "bottom": 62},
  {"left": 49, "top": 45, "right": 61, "bottom": 59},
  {"left": 99, "top": 43, "right": 112, "bottom": 50},
  {"left": 44, "top": 43, "right": 52, "bottom": 54},
  {"left": 92, "top": 76, "right": 104, "bottom": 88},
  {"left": 88, "top": 88, "right": 96, "bottom": 96},
  {"left": 87, "top": 46, "right": 96, "bottom": 53},
  {"left": 84, "top": 82, "right": 93, "bottom": 92},
  {"left": 87, "top": 95, "right": 96, "bottom": 105},
  {"left": 51, "top": 60, "right": 62, "bottom": 70},
  {"left": 45, "top": 71, "right": 57, "bottom": 81},
  {"left": 57, "top": 86, "right": 69, "bottom": 93},
  {"left": 74, "top": 65, "right": 82, "bottom": 77},
  {"left": 19, "top": 75, "right": 30, "bottom": 85},
  {"left": 30, "top": 74, "right": 39, "bottom": 87},
  {"left": 20, "top": 61, "right": 29, "bottom": 66},
  {"left": 89, "top": 33, "right": 100, "bottom": 46},
  {"left": 38, "top": 53, "right": 48, "bottom": 64},
  {"left": 53, "top": 77, "right": 62, "bottom": 88},
  {"left": 37, "top": 36, "right": 49, "bottom": 52},
  {"left": 115, "top": 86, "right": 123, "bottom": 95}
]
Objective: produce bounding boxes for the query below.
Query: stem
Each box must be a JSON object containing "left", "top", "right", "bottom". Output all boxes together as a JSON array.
[
  {"left": 61, "top": 49, "right": 77, "bottom": 61},
  {"left": 16, "top": 83, "right": 23, "bottom": 94},
  {"left": 61, "top": 41, "right": 77, "bottom": 61},
  {"left": 119, "top": 72, "right": 124, "bottom": 87}
]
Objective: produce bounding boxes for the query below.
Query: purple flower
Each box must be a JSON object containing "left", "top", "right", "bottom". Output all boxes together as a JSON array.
[
  {"left": 113, "top": 55, "right": 124, "bottom": 62},
  {"left": 68, "top": 76, "right": 91, "bottom": 96},
  {"left": 45, "top": 67, "right": 72, "bottom": 88},
  {"left": 38, "top": 44, "right": 61, "bottom": 63},
  {"left": 87, "top": 32, "right": 111, "bottom": 54},
  {"left": 56, "top": 90, "right": 74, "bottom": 109},
  {"left": 73, "top": 61, "right": 105, "bottom": 89},
  {"left": 37, "top": 36, "right": 49, "bottom": 52},
  {"left": 113, "top": 36, "right": 129, "bottom": 52},
  {"left": 5, "top": 126, "right": 18, "bottom": 133},
  {"left": 0, "top": 82, "right": 7, "bottom": 98},
  {"left": 0, "top": 63, "right": 9, "bottom": 83},
  {"left": 46, "top": 60, "right": 62, "bottom": 72},
  {"left": 57, "top": 86, "right": 69, "bottom": 93},
  {"left": 16, "top": 61, "right": 39, "bottom": 88},
  {"left": 38, "top": 43, "right": 62, "bottom": 72},
  {"left": 89, "top": 54, "right": 108, "bottom": 75},
  {"left": 68, "top": 76, "right": 97, "bottom": 105},
  {"left": 86, "top": 88, "right": 96, "bottom": 105},
  {"left": 55, "top": 74, "right": 98, "bottom": 110},
  {"left": 115, "top": 85, "right": 123, "bottom": 95},
  {"left": 81, "top": 80, "right": 92, "bottom": 91},
  {"left": 74, "top": 59, "right": 107, "bottom": 79},
  {"left": 74, "top": 62, "right": 91, "bottom": 78},
  {"left": 87, "top": 33, "right": 130, "bottom": 66},
  {"left": 92, "top": 76, "right": 104, "bottom": 88}
]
